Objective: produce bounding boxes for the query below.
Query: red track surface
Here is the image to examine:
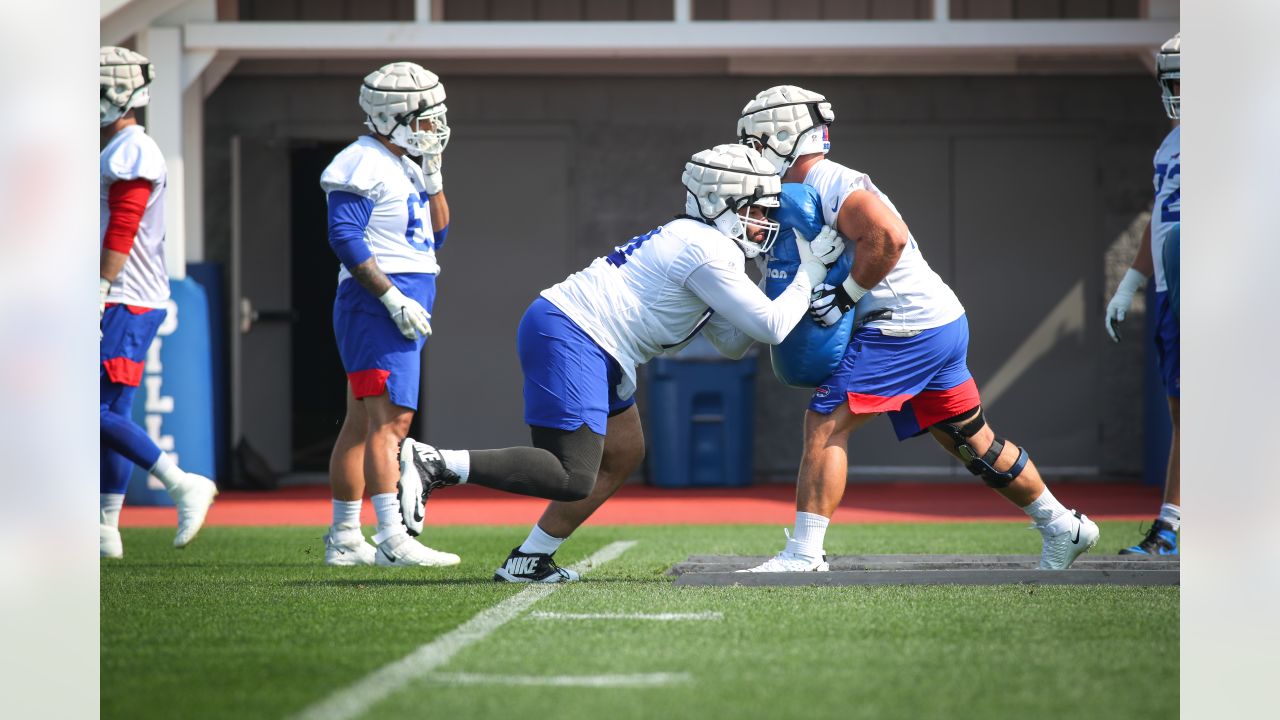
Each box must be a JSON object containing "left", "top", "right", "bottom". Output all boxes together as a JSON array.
[{"left": 120, "top": 482, "right": 1160, "bottom": 527}]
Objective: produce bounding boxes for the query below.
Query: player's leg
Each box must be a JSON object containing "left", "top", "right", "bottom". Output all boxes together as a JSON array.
[
  {"left": 363, "top": 393, "right": 460, "bottom": 567},
  {"left": 99, "top": 381, "right": 134, "bottom": 559},
  {"left": 323, "top": 383, "right": 376, "bottom": 566},
  {"left": 742, "top": 328, "right": 886, "bottom": 573},
  {"left": 1122, "top": 289, "right": 1180, "bottom": 555},
  {"left": 396, "top": 297, "right": 618, "bottom": 538},
  {"left": 923, "top": 408, "right": 1097, "bottom": 569},
  {"left": 496, "top": 405, "right": 644, "bottom": 583},
  {"left": 99, "top": 304, "right": 216, "bottom": 548}
]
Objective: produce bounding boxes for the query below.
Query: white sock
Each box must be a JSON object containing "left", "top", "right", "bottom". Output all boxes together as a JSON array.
[
  {"left": 784, "top": 511, "right": 829, "bottom": 558},
  {"left": 100, "top": 493, "right": 125, "bottom": 528},
  {"left": 1022, "top": 487, "right": 1069, "bottom": 529},
  {"left": 370, "top": 492, "right": 404, "bottom": 543},
  {"left": 518, "top": 524, "right": 565, "bottom": 556},
  {"left": 332, "top": 499, "right": 362, "bottom": 529},
  {"left": 1158, "top": 503, "right": 1181, "bottom": 532},
  {"left": 440, "top": 449, "right": 470, "bottom": 483},
  {"left": 150, "top": 454, "right": 186, "bottom": 491}
]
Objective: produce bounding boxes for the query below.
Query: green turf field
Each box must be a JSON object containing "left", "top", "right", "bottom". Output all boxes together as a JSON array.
[{"left": 101, "top": 523, "right": 1178, "bottom": 720}]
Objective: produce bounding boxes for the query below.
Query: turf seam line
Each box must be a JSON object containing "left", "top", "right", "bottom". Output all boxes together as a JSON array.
[
  {"left": 526, "top": 611, "right": 723, "bottom": 621},
  {"left": 289, "top": 540, "right": 637, "bottom": 720},
  {"left": 425, "top": 672, "right": 692, "bottom": 688}
]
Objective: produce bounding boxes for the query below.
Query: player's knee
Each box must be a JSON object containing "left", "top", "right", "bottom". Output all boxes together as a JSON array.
[{"left": 932, "top": 406, "right": 1029, "bottom": 489}]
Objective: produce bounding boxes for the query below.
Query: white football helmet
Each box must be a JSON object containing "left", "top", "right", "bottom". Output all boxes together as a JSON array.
[
  {"left": 682, "top": 144, "right": 781, "bottom": 259},
  {"left": 359, "top": 62, "right": 450, "bottom": 157},
  {"left": 1157, "top": 33, "right": 1180, "bottom": 119},
  {"left": 737, "top": 85, "right": 835, "bottom": 176},
  {"left": 100, "top": 47, "right": 154, "bottom": 127}
]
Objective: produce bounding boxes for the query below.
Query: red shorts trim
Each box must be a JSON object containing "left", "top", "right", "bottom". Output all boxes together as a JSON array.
[
  {"left": 908, "top": 377, "right": 982, "bottom": 429},
  {"left": 846, "top": 391, "right": 913, "bottom": 415},
  {"left": 102, "top": 357, "right": 145, "bottom": 387},
  {"left": 104, "top": 302, "right": 155, "bottom": 315},
  {"left": 348, "top": 369, "right": 391, "bottom": 399}
]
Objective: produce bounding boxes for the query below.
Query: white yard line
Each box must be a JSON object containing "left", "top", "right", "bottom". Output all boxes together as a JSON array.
[
  {"left": 291, "top": 540, "right": 637, "bottom": 720},
  {"left": 526, "top": 611, "right": 723, "bottom": 621},
  {"left": 427, "top": 672, "right": 691, "bottom": 688}
]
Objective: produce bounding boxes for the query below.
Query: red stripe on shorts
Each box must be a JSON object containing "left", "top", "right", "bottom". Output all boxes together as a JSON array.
[
  {"left": 846, "top": 391, "right": 913, "bottom": 415},
  {"left": 909, "top": 377, "right": 982, "bottom": 428},
  {"left": 102, "top": 357, "right": 145, "bottom": 387},
  {"left": 348, "top": 369, "right": 391, "bottom": 399}
]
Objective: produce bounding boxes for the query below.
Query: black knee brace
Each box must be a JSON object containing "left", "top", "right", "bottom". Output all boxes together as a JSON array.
[{"left": 934, "top": 408, "right": 1029, "bottom": 489}]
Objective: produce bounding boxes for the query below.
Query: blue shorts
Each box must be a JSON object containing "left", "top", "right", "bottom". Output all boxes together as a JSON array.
[
  {"left": 1153, "top": 290, "right": 1180, "bottom": 397},
  {"left": 517, "top": 297, "right": 633, "bottom": 436},
  {"left": 332, "top": 273, "right": 436, "bottom": 410},
  {"left": 100, "top": 303, "right": 166, "bottom": 388},
  {"left": 810, "top": 314, "right": 982, "bottom": 440}
]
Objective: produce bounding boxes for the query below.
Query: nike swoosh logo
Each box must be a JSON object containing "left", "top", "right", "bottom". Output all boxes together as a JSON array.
[
  {"left": 1072, "top": 524, "right": 1082, "bottom": 544},
  {"left": 381, "top": 547, "right": 398, "bottom": 563},
  {"left": 413, "top": 495, "right": 424, "bottom": 523},
  {"left": 830, "top": 199, "right": 840, "bottom": 214}
]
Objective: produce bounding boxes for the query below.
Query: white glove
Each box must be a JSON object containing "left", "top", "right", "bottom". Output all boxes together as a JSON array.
[
  {"left": 422, "top": 153, "right": 443, "bottom": 196},
  {"left": 1105, "top": 267, "right": 1147, "bottom": 343},
  {"left": 99, "top": 277, "right": 110, "bottom": 340},
  {"left": 809, "top": 282, "right": 850, "bottom": 327},
  {"left": 379, "top": 285, "right": 433, "bottom": 340},
  {"left": 808, "top": 225, "right": 845, "bottom": 266},
  {"left": 792, "top": 228, "right": 830, "bottom": 287}
]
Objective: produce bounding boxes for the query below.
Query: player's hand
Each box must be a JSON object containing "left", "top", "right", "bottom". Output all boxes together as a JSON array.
[
  {"left": 379, "top": 285, "right": 433, "bottom": 340},
  {"left": 809, "top": 282, "right": 853, "bottom": 327},
  {"left": 1105, "top": 268, "right": 1147, "bottom": 343},
  {"left": 422, "top": 153, "right": 444, "bottom": 196},
  {"left": 808, "top": 225, "right": 845, "bottom": 266},
  {"left": 792, "top": 229, "right": 829, "bottom": 286}
]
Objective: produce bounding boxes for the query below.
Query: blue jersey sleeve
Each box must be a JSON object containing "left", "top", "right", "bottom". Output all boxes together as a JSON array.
[
  {"left": 434, "top": 224, "right": 448, "bottom": 251},
  {"left": 327, "top": 190, "right": 375, "bottom": 269}
]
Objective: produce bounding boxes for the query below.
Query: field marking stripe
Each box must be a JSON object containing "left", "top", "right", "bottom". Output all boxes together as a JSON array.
[
  {"left": 526, "top": 611, "right": 723, "bottom": 621},
  {"left": 427, "top": 672, "right": 691, "bottom": 688},
  {"left": 290, "top": 540, "right": 637, "bottom": 720}
]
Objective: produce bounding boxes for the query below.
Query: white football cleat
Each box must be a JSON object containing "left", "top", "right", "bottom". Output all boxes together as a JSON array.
[
  {"left": 100, "top": 524, "right": 123, "bottom": 559},
  {"left": 1038, "top": 510, "right": 1100, "bottom": 570},
  {"left": 738, "top": 549, "right": 830, "bottom": 573},
  {"left": 171, "top": 473, "right": 218, "bottom": 548},
  {"left": 375, "top": 533, "right": 460, "bottom": 567},
  {"left": 324, "top": 523, "right": 377, "bottom": 566},
  {"left": 397, "top": 439, "right": 460, "bottom": 537}
]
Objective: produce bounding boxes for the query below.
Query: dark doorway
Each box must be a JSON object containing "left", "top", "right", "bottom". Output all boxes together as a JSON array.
[{"left": 289, "top": 141, "right": 350, "bottom": 471}]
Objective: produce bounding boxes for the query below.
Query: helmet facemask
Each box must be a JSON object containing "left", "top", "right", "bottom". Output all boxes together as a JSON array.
[
  {"left": 1157, "top": 33, "right": 1180, "bottom": 120},
  {"left": 386, "top": 103, "right": 450, "bottom": 157}
]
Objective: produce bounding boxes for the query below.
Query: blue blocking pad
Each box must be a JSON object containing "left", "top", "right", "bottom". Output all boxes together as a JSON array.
[{"left": 764, "top": 183, "right": 856, "bottom": 388}]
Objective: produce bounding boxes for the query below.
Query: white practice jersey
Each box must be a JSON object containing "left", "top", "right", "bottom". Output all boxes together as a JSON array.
[
  {"left": 542, "top": 218, "right": 813, "bottom": 399},
  {"left": 320, "top": 135, "right": 439, "bottom": 282},
  {"left": 804, "top": 159, "right": 964, "bottom": 333},
  {"left": 100, "top": 125, "right": 169, "bottom": 307},
  {"left": 1151, "top": 126, "right": 1180, "bottom": 293}
]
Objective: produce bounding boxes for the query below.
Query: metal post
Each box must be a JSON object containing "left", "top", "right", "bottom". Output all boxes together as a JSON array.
[
  {"left": 415, "top": 0, "right": 433, "bottom": 22},
  {"left": 137, "top": 26, "right": 186, "bottom": 279},
  {"left": 675, "top": 0, "right": 691, "bottom": 23},
  {"left": 933, "top": 0, "right": 949, "bottom": 22}
]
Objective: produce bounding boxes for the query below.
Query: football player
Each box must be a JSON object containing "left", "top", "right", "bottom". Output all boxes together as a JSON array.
[
  {"left": 99, "top": 47, "right": 217, "bottom": 558},
  {"left": 1104, "top": 34, "right": 1181, "bottom": 556},
  {"left": 398, "top": 144, "right": 844, "bottom": 582},
  {"left": 320, "top": 62, "right": 458, "bottom": 567},
  {"left": 736, "top": 85, "right": 1099, "bottom": 571}
]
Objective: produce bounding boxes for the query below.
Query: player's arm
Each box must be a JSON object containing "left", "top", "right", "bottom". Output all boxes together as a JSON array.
[
  {"left": 685, "top": 257, "right": 819, "bottom": 347},
  {"left": 1104, "top": 220, "right": 1154, "bottom": 343},
  {"left": 423, "top": 149, "right": 449, "bottom": 246},
  {"left": 100, "top": 178, "right": 153, "bottom": 313},
  {"left": 327, "top": 190, "right": 431, "bottom": 340},
  {"left": 835, "top": 189, "right": 909, "bottom": 299}
]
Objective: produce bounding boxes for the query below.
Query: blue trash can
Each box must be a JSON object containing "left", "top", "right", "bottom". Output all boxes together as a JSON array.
[{"left": 645, "top": 338, "right": 755, "bottom": 488}]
